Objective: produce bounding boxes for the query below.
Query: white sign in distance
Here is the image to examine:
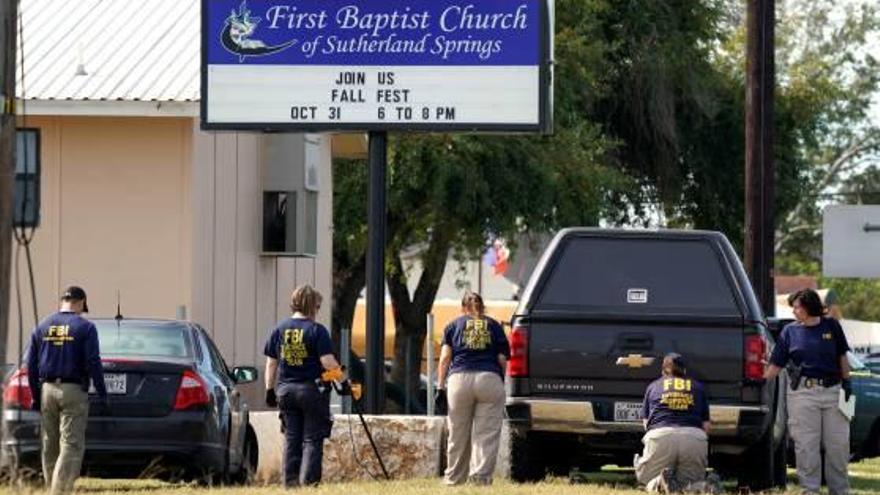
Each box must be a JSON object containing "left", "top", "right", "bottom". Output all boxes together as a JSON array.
[{"left": 822, "top": 205, "right": 880, "bottom": 278}]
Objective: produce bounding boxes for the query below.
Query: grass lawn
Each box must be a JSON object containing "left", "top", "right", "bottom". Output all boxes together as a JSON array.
[{"left": 3, "top": 457, "right": 880, "bottom": 495}]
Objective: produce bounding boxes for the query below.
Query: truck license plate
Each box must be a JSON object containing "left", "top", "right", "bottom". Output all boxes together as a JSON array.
[
  {"left": 614, "top": 401, "right": 643, "bottom": 422},
  {"left": 90, "top": 373, "right": 126, "bottom": 395}
]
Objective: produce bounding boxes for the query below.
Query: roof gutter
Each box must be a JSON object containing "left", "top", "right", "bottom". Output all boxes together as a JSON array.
[{"left": 16, "top": 99, "right": 198, "bottom": 117}]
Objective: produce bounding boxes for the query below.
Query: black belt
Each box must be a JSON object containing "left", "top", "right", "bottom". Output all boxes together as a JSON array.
[
  {"left": 41, "top": 377, "right": 83, "bottom": 385},
  {"left": 801, "top": 376, "right": 840, "bottom": 388}
]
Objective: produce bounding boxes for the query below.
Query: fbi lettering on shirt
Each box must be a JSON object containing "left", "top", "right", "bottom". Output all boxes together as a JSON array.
[
  {"left": 44, "top": 325, "right": 74, "bottom": 346},
  {"left": 281, "top": 328, "right": 308, "bottom": 366},
  {"left": 463, "top": 319, "right": 491, "bottom": 350},
  {"left": 661, "top": 378, "right": 695, "bottom": 411}
]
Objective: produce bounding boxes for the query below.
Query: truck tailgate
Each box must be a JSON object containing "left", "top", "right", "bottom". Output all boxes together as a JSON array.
[{"left": 529, "top": 321, "right": 743, "bottom": 400}]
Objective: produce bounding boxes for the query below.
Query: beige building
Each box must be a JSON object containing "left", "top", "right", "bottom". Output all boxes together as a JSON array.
[{"left": 6, "top": 1, "right": 365, "bottom": 379}]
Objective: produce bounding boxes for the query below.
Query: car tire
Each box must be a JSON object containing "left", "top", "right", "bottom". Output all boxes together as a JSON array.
[
  {"left": 509, "top": 427, "right": 546, "bottom": 483},
  {"left": 230, "top": 426, "right": 258, "bottom": 485}
]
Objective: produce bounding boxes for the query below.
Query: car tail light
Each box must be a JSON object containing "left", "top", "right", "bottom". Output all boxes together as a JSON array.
[
  {"left": 174, "top": 370, "right": 210, "bottom": 410},
  {"left": 2, "top": 368, "right": 33, "bottom": 410},
  {"left": 744, "top": 334, "right": 766, "bottom": 381},
  {"left": 508, "top": 325, "right": 529, "bottom": 377}
]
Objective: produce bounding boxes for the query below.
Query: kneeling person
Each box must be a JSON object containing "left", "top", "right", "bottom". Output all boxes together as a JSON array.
[{"left": 635, "top": 353, "right": 715, "bottom": 493}]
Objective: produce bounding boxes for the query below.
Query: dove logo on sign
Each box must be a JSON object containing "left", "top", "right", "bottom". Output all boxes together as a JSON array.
[{"left": 221, "top": 1, "right": 297, "bottom": 62}]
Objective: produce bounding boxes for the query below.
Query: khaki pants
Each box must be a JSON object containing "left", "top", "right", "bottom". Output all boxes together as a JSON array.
[
  {"left": 41, "top": 383, "right": 89, "bottom": 495},
  {"left": 444, "top": 371, "right": 505, "bottom": 485},
  {"left": 788, "top": 384, "right": 850, "bottom": 495},
  {"left": 635, "top": 427, "right": 708, "bottom": 491}
]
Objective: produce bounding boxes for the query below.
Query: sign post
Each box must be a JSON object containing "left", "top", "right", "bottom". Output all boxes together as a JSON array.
[
  {"left": 201, "top": 0, "right": 553, "bottom": 413},
  {"left": 365, "top": 130, "right": 386, "bottom": 413}
]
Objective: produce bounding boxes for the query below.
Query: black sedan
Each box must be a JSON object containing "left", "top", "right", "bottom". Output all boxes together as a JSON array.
[{"left": 1, "top": 318, "right": 258, "bottom": 482}]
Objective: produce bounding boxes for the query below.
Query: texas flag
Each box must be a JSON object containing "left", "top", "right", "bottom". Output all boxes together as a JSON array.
[{"left": 483, "top": 239, "right": 510, "bottom": 276}]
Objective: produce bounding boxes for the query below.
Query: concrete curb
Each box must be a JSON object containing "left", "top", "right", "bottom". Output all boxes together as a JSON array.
[{"left": 251, "top": 412, "right": 449, "bottom": 483}]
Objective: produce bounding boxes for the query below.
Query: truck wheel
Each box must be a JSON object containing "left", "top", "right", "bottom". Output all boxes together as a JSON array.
[
  {"left": 860, "top": 418, "right": 880, "bottom": 459},
  {"left": 738, "top": 427, "right": 779, "bottom": 491},
  {"left": 772, "top": 429, "right": 788, "bottom": 488},
  {"left": 509, "top": 429, "right": 546, "bottom": 483}
]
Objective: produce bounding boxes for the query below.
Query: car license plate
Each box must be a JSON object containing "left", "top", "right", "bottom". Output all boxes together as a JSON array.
[
  {"left": 614, "top": 401, "right": 643, "bottom": 422},
  {"left": 90, "top": 373, "right": 126, "bottom": 395}
]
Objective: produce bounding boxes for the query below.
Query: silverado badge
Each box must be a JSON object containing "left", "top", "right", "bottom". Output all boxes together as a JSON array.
[{"left": 616, "top": 354, "right": 655, "bottom": 368}]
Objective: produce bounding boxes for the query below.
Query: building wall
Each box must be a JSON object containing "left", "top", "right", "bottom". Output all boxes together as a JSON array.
[
  {"left": 6, "top": 116, "right": 193, "bottom": 362},
  {"left": 6, "top": 117, "right": 335, "bottom": 374},
  {"left": 190, "top": 125, "right": 334, "bottom": 369}
]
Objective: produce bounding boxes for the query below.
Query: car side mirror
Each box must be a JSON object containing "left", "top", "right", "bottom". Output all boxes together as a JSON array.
[{"left": 232, "top": 366, "right": 258, "bottom": 384}]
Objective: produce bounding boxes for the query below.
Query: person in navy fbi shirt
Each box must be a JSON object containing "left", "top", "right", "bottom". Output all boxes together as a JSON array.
[
  {"left": 634, "top": 353, "right": 718, "bottom": 494},
  {"left": 27, "top": 286, "right": 107, "bottom": 495},
  {"left": 764, "top": 288, "right": 851, "bottom": 495},
  {"left": 263, "top": 285, "right": 343, "bottom": 488},
  {"left": 436, "top": 291, "right": 510, "bottom": 485}
]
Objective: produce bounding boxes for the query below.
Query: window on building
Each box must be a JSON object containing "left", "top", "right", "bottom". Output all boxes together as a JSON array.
[
  {"left": 14, "top": 129, "right": 40, "bottom": 228},
  {"left": 263, "top": 191, "right": 297, "bottom": 254},
  {"left": 262, "top": 189, "right": 318, "bottom": 256}
]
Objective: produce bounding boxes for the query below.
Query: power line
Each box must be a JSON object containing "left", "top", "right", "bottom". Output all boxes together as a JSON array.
[{"left": 805, "top": 191, "right": 880, "bottom": 198}]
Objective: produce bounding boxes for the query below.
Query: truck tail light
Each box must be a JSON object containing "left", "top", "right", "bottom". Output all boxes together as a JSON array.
[
  {"left": 174, "top": 370, "right": 210, "bottom": 410},
  {"left": 2, "top": 368, "right": 33, "bottom": 410},
  {"left": 508, "top": 325, "right": 529, "bottom": 377},
  {"left": 744, "top": 334, "right": 766, "bottom": 381}
]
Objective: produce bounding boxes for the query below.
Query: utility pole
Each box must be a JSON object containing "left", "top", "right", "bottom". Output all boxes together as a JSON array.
[
  {"left": 745, "top": 0, "right": 776, "bottom": 317},
  {"left": 0, "top": 1, "right": 20, "bottom": 364}
]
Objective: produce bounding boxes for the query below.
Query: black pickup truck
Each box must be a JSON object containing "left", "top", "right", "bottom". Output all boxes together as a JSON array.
[{"left": 505, "top": 228, "right": 787, "bottom": 490}]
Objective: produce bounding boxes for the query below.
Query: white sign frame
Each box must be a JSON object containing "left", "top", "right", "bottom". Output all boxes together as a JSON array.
[{"left": 201, "top": 0, "right": 554, "bottom": 133}]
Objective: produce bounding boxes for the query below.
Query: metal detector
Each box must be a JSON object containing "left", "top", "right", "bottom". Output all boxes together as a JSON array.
[{"left": 330, "top": 380, "right": 390, "bottom": 480}]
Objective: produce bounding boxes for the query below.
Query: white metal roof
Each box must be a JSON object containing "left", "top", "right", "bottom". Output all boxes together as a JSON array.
[{"left": 16, "top": 0, "right": 200, "bottom": 103}]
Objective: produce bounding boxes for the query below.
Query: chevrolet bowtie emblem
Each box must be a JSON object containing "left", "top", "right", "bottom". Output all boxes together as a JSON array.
[{"left": 616, "top": 354, "right": 655, "bottom": 368}]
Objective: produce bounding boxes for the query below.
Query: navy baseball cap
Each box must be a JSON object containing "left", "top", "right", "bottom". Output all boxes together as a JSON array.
[{"left": 61, "top": 286, "right": 89, "bottom": 313}]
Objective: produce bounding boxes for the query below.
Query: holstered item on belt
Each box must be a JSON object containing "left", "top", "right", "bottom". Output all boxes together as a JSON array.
[{"left": 787, "top": 362, "right": 803, "bottom": 391}]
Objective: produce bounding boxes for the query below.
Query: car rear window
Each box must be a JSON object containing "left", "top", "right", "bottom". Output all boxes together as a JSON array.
[
  {"left": 95, "top": 322, "right": 194, "bottom": 358},
  {"left": 534, "top": 237, "right": 741, "bottom": 316}
]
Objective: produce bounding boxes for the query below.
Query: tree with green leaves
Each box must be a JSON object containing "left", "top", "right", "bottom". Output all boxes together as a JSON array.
[
  {"left": 840, "top": 166, "right": 880, "bottom": 204},
  {"left": 770, "top": 0, "right": 880, "bottom": 260}
]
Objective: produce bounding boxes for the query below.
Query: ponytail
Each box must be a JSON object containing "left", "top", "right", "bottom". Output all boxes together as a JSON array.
[{"left": 290, "top": 285, "right": 323, "bottom": 319}]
